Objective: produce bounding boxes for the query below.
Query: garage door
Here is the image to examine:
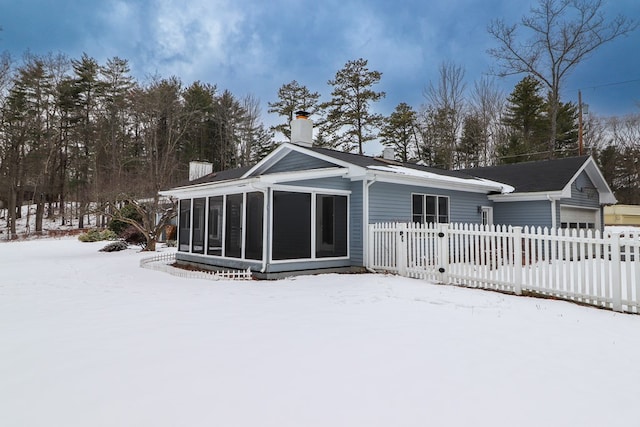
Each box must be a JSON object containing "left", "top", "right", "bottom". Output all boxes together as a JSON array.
[{"left": 560, "top": 206, "right": 598, "bottom": 230}]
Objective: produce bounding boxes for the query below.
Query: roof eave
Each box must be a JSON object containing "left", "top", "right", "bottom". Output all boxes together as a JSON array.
[
  {"left": 488, "top": 191, "right": 564, "bottom": 202},
  {"left": 371, "top": 169, "right": 504, "bottom": 194}
]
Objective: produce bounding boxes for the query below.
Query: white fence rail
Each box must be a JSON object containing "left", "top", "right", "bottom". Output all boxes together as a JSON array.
[
  {"left": 368, "top": 222, "right": 640, "bottom": 314},
  {"left": 140, "top": 252, "right": 253, "bottom": 281}
]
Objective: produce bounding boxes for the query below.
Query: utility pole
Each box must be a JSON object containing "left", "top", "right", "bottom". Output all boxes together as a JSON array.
[{"left": 578, "top": 90, "right": 583, "bottom": 156}]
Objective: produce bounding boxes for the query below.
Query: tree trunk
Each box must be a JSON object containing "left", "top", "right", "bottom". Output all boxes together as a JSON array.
[
  {"left": 144, "top": 238, "right": 157, "bottom": 251},
  {"left": 8, "top": 189, "right": 17, "bottom": 238},
  {"left": 35, "top": 199, "right": 44, "bottom": 232}
]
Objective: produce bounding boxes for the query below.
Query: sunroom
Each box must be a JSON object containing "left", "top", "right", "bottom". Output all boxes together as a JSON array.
[{"left": 164, "top": 168, "right": 355, "bottom": 277}]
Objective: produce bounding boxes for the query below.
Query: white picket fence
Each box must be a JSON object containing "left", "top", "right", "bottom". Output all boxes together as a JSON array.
[
  {"left": 140, "top": 252, "right": 253, "bottom": 281},
  {"left": 368, "top": 222, "right": 640, "bottom": 314}
]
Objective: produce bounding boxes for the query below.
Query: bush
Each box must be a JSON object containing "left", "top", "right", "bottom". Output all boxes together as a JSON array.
[
  {"left": 108, "top": 205, "right": 143, "bottom": 235},
  {"left": 165, "top": 224, "right": 177, "bottom": 241},
  {"left": 121, "top": 225, "right": 147, "bottom": 248},
  {"left": 78, "top": 229, "right": 118, "bottom": 242},
  {"left": 99, "top": 241, "right": 129, "bottom": 252}
]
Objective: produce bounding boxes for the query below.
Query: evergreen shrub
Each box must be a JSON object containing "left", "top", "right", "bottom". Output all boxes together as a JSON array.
[{"left": 99, "top": 241, "right": 129, "bottom": 252}]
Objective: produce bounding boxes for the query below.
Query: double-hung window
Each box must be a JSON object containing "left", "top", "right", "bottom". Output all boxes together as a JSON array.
[{"left": 412, "top": 194, "right": 449, "bottom": 224}]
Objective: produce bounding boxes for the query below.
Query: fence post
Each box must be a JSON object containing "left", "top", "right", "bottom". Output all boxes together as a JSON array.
[
  {"left": 398, "top": 223, "right": 407, "bottom": 276},
  {"left": 610, "top": 232, "right": 622, "bottom": 312},
  {"left": 513, "top": 226, "right": 523, "bottom": 295},
  {"left": 438, "top": 223, "right": 449, "bottom": 284},
  {"left": 367, "top": 223, "right": 373, "bottom": 269}
]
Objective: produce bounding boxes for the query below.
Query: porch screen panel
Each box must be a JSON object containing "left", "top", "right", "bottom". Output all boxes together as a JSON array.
[
  {"left": 178, "top": 199, "right": 191, "bottom": 252},
  {"left": 191, "top": 198, "right": 206, "bottom": 254},
  {"left": 225, "top": 194, "right": 243, "bottom": 258},
  {"left": 272, "top": 191, "right": 311, "bottom": 260},
  {"left": 245, "top": 192, "right": 264, "bottom": 260},
  {"left": 207, "top": 196, "right": 223, "bottom": 256},
  {"left": 316, "top": 195, "right": 347, "bottom": 258}
]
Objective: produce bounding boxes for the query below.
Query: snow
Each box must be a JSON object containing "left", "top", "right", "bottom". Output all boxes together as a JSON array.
[
  {"left": 367, "top": 164, "right": 515, "bottom": 193},
  {"left": 1, "top": 238, "right": 639, "bottom": 426}
]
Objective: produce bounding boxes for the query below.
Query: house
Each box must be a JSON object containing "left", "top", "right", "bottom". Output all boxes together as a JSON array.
[
  {"left": 160, "top": 113, "right": 616, "bottom": 278},
  {"left": 461, "top": 156, "right": 616, "bottom": 230}
]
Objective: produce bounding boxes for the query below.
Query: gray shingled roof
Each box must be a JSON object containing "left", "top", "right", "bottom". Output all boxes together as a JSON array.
[
  {"left": 460, "top": 156, "right": 590, "bottom": 193},
  {"left": 172, "top": 165, "right": 254, "bottom": 188},
  {"left": 170, "top": 146, "right": 589, "bottom": 193},
  {"left": 306, "top": 146, "right": 481, "bottom": 181}
]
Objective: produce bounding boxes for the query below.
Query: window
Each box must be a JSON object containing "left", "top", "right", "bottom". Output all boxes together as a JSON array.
[
  {"left": 481, "top": 207, "right": 493, "bottom": 226},
  {"left": 178, "top": 199, "right": 191, "bottom": 252},
  {"left": 272, "top": 191, "right": 311, "bottom": 260},
  {"left": 225, "top": 194, "right": 243, "bottom": 258},
  {"left": 316, "top": 195, "right": 347, "bottom": 258},
  {"left": 191, "top": 198, "right": 205, "bottom": 254},
  {"left": 412, "top": 194, "right": 449, "bottom": 224},
  {"left": 245, "top": 192, "right": 264, "bottom": 260},
  {"left": 561, "top": 222, "right": 595, "bottom": 230},
  {"left": 207, "top": 196, "right": 223, "bottom": 256}
]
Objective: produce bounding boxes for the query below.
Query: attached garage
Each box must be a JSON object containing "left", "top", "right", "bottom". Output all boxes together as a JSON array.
[{"left": 560, "top": 206, "right": 599, "bottom": 230}]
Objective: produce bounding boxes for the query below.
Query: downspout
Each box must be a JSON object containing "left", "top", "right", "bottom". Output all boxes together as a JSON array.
[
  {"left": 547, "top": 194, "right": 557, "bottom": 230},
  {"left": 364, "top": 175, "right": 377, "bottom": 273},
  {"left": 260, "top": 186, "right": 269, "bottom": 273}
]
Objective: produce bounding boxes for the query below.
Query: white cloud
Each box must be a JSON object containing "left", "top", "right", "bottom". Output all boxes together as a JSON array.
[{"left": 147, "top": 0, "right": 247, "bottom": 78}]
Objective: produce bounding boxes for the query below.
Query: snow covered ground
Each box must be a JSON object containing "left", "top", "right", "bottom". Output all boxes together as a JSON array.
[{"left": 1, "top": 237, "right": 639, "bottom": 427}]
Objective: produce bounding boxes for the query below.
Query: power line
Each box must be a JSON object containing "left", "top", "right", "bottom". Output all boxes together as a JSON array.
[{"left": 572, "top": 77, "right": 640, "bottom": 92}]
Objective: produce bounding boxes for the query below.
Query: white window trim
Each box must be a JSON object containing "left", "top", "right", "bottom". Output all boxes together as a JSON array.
[
  {"left": 411, "top": 193, "right": 450, "bottom": 224},
  {"left": 268, "top": 188, "right": 350, "bottom": 264},
  {"left": 180, "top": 191, "right": 270, "bottom": 262},
  {"left": 481, "top": 206, "right": 493, "bottom": 226},
  {"left": 178, "top": 199, "right": 192, "bottom": 253}
]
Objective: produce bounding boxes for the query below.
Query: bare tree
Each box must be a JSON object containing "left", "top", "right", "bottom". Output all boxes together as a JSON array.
[
  {"left": 469, "top": 77, "right": 505, "bottom": 165},
  {"left": 488, "top": 0, "right": 637, "bottom": 158},
  {"left": 422, "top": 61, "right": 466, "bottom": 169}
]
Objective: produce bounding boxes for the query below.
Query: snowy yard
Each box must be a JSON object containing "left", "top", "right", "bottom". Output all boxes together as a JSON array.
[{"left": 1, "top": 237, "right": 639, "bottom": 426}]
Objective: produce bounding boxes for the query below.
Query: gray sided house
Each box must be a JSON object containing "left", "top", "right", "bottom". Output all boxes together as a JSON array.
[
  {"left": 461, "top": 156, "right": 616, "bottom": 231},
  {"left": 161, "top": 115, "right": 616, "bottom": 277}
]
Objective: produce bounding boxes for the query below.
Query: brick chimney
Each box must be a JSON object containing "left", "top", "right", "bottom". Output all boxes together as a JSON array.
[{"left": 290, "top": 110, "right": 313, "bottom": 147}]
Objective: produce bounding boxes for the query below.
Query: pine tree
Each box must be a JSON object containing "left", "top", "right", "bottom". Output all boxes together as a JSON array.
[
  {"left": 322, "top": 58, "right": 385, "bottom": 154},
  {"left": 418, "top": 106, "right": 457, "bottom": 168},
  {"left": 268, "top": 80, "right": 320, "bottom": 141},
  {"left": 181, "top": 81, "right": 217, "bottom": 164},
  {"left": 499, "top": 76, "right": 548, "bottom": 163},
  {"left": 458, "top": 113, "right": 485, "bottom": 168},
  {"left": 379, "top": 102, "right": 419, "bottom": 162}
]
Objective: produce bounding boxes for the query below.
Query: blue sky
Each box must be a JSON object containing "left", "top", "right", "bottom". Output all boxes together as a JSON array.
[{"left": 2, "top": 0, "right": 639, "bottom": 131}]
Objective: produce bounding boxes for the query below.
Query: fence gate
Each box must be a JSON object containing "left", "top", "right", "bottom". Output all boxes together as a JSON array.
[{"left": 368, "top": 222, "right": 448, "bottom": 283}]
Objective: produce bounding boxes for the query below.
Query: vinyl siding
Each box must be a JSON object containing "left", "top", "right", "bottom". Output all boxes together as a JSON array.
[
  {"left": 493, "top": 200, "right": 552, "bottom": 228},
  {"left": 264, "top": 259, "right": 351, "bottom": 273},
  {"left": 176, "top": 252, "right": 263, "bottom": 271},
  {"left": 561, "top": 171, "right": 601, "bottom": 208},
  {"left": 350, "top": 182, "right": 364, "bottom": 266},
  {"left": 263, "top": 150, "right": 336, "bottom": 174},
  {"left": 368, "top": 181, "right": 490, "bottom": 224},
  {"left": 279, "top": 176, "right": 351, "bottom": 191}
]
